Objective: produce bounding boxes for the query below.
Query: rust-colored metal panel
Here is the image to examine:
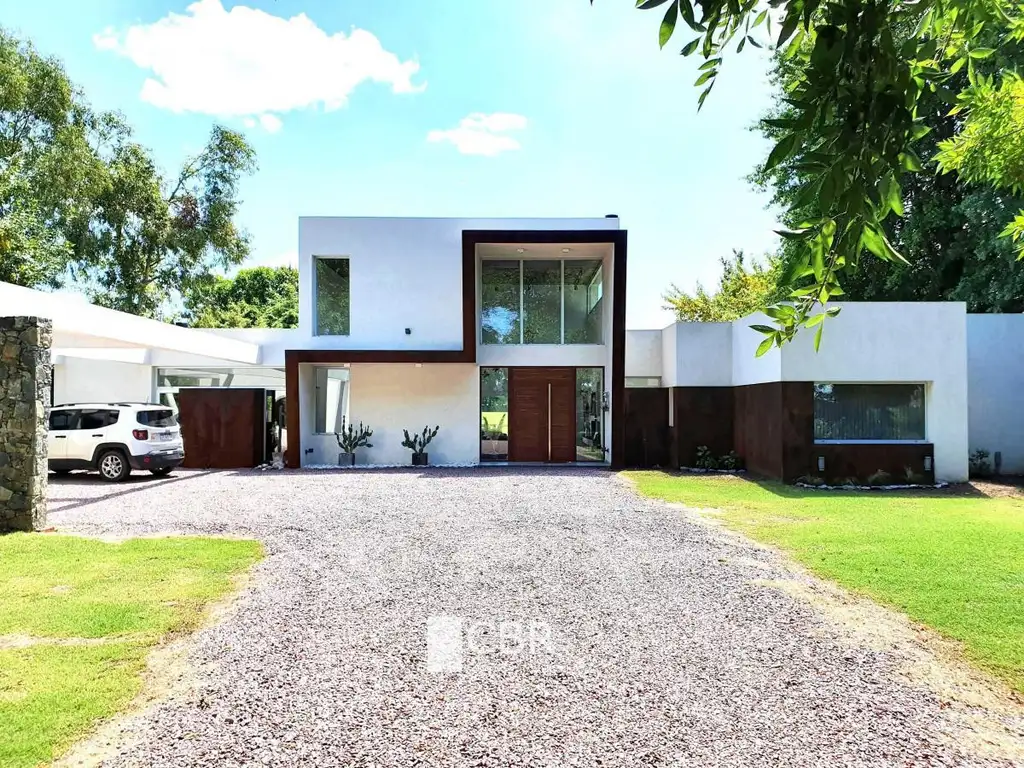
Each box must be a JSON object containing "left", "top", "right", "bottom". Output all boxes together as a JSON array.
[
  {"left": 733, "top": 383, "right": 784, "bottom": 479},
  {"left": 813, "top": 443, "right": 935, "bottom": 484},
  {"left": 673, "top": 387, "right": 734, "bottom": 468},
  {"left": 178, "top": 388, "right": 265, "bottom": 469},
  {"left": 780, "top": 382, "right": 815, "bottom": 482},
  {"left": 623, "top": 388, "right": 669, "bottom": 468}
]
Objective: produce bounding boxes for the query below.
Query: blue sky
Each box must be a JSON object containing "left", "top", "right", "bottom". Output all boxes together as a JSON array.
[{"left": 1, "top": 0, "right": 782, "bottom": 328}]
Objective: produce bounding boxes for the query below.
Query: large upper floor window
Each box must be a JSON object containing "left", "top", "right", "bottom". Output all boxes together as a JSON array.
[
  {"left": 481, "top": 258, "right": 603, "bottom": 345},
  {"left": 315, "top": 257, "right": 350, "bottom": 336},
  {"left": 814, "top": 383, "right": 926, "bottom": 442}
]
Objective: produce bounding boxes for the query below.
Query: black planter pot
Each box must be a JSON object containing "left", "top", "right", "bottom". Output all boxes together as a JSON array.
[{"left": 411, "top": 453, "right": 429, "bottom": 466}]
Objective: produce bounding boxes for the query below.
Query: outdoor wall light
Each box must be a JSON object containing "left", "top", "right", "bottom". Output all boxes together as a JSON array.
[
  {"left": 924, "top": 456, "right": 933, "bottom": 472},
  {"left": 516, "top": 247, "right": 525, "bottom": 254},
  {"left": 561, "top": 247, "right": 571, "bottom": 253},
  {"left": 817, "top": 456, "right": 825, "bottom": 472}
]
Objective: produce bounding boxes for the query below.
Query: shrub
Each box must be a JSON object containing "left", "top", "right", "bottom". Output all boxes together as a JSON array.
[{"left": 694, "top": 446, "right": 719, "bottom": 470}]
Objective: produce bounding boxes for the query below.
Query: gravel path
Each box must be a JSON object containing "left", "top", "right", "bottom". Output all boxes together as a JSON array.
[{"left": 49, "top": 468, "right": 1014, "bottom": 767}]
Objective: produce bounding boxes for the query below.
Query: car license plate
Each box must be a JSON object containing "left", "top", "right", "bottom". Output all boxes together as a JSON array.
[{"left": 154, "top": 431, "right": 174, "bottom": 442}]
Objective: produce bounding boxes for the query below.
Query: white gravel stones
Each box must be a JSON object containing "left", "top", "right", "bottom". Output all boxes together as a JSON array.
[{"left": 48, "top": 469, "right": 1012, "bottom": 767}]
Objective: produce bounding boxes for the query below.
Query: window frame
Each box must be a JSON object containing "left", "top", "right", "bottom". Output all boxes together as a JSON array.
[
  {"left": 313, "top": 255, "right": 351, "bottom": 337},
  {"left": 479, "top": 257, "right": 605, "bottom": 346},
  {"left": 812, "top": 382, "right": 928, "bottom": 444}
]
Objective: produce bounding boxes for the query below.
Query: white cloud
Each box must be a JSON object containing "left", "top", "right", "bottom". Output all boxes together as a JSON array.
[
  {"left": 258, "top": 114, "right": 283, "bottom": 134},
  {"left": 427, "top": 112, "right": 528, "bottom": 156},
  {"left": 94, "top": 0, "right": 423, "bottom": 132}
]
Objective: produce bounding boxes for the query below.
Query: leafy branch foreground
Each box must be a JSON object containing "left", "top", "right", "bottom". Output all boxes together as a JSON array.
[{"left": 607, "top": 0, "right": 1024, "bottom": 352}]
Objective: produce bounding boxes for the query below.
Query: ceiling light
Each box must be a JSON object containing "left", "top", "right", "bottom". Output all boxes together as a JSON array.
[{"left": 516, "top": 248, "right": 525, "bottom": 254}]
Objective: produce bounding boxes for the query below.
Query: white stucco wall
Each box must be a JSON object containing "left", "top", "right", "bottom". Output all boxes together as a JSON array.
[
  {"left": 732, "top": 313, "right": 783, "bottom": 386},
  {"left": 967, "top": 314, "right": 1024, "bottom": 473},
  {"left": 777, "top": 302, "right": 969, "bottom": 482},
  {"left": 298, "top": 363, "right": 480, "bottom": 466},
  {"left": 298, "top": 217, "right": 619, "bottom": 352},
  {"left": 625, "top": 330, "right": 663, "bottom": 378},
  {"left": 54, "top": 358, "right": 153, "bottom": 405},
  {"left": 673, "top": 323, "right": 733, "bottom": 386}
]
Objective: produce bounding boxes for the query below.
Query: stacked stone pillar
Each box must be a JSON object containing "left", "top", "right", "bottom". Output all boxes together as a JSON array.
[{"left": 0, "top": 317, "right": 51, "bottom": 532}]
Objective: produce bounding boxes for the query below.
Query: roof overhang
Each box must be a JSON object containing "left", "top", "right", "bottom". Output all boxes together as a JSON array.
[{"left": 0, "top": 282, "right": 260, "bottom": 364}]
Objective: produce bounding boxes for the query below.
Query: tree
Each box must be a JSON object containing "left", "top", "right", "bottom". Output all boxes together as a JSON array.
[
  {"left": 615, "top": 0, "right": 1024, "bottom": 352},
  {"left": 753, "top": 33, "right": 1024, "bottom": 312},
  {"left": 73, "top": 125, "right": 257, "bottom": 318},
  {"left": 0, "top": 28, "right": 108, "bottom": 286},
  {"left": 184, "top": 266, "right": 299, "bottom": 328},
  {"left": 936, "top": 72, "right": 1024, "bottom": 250},
  {"left": 664, "top": 250, "right": 785, "bottom": 321}
]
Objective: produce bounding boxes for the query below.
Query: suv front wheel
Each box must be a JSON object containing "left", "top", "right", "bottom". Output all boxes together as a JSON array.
[{"left": 97, "top": 449, "right": 130, "bottom": 482}]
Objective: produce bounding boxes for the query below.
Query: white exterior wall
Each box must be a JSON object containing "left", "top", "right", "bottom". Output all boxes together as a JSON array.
[
  {"left": 625, "top": 330, "right": 662, "bottom": 378},
  {"left": 967, "top": 314, "right": 1024, "bottom": 473},
  {"left": 299, "top": 217, "right": 618, "bottom": 352},
  {"left": 775, "top": 302, "right": 969, "bottom": 482},
  {"left": 299, "top": 363, "right": 479, "bottom": 466},
  {"left": 673, "top": 323, "right": 732, "bottom": 386},
  {"left": 54, "top": 358, "right": 153, "bottom": 405},
  {"left": 732, "top": 313, "right": 782, "bottom": 386}
]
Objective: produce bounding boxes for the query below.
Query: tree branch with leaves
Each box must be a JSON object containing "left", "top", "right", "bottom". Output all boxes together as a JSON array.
[{"left": 606, "top": 0, "right": 1023, "bottom": 352}]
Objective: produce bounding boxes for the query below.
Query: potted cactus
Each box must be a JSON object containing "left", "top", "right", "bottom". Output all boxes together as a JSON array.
[
  {"left": 335, "top": 420, "right": 373, "bottom": 466},
  {"left": 402, "top": 425, "right": 439, "bottom": 466}
]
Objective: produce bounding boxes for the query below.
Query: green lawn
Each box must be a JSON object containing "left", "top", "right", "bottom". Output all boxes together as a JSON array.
[
  {"left": 0, "top": 534, "right": 262, "bottom": 768},
  {"left": 625, "top": 471, "right": 1024, "bottom": 694}
]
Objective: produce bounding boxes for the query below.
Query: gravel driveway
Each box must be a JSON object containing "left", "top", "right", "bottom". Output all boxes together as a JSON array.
[{"left": 49, "top": 468, "right": 1015, "bottom": 767}]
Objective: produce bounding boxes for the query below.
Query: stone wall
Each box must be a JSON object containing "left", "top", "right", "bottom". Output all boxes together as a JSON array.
[{"left": 0, "top": 316, "right": 51, "bottom": 532}]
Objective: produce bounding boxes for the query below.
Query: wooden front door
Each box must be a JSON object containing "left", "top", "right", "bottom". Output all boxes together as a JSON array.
[{"left": 508, "top": 368, "right": 576, "bottom": 462}]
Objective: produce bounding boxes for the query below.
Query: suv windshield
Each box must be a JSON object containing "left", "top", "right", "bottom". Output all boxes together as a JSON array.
[{"left": 136, "top": 409, "right": 177, "bottom": 427}]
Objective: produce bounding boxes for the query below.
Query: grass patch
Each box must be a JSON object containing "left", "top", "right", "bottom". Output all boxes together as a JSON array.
[
  {"left": 0, "top": 534, "right": 262, "bottom": 767},
  {"left": 625, "top": 471, "right": 1024, "bottom": 694}
]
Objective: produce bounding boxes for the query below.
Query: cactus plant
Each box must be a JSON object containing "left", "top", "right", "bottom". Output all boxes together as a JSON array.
[
  {"left": 335, "top": 420, "right": 373, "bottom": 463},
  {"left": 402, "top": 425, "right": 440, "bottom": 457}
]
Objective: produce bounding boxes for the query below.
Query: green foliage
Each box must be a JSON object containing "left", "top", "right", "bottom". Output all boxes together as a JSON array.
[
  {"left": 617, "top": 0, "right": 1024, "bottom": 350},
  {"left": 335, "top": 420, "right": 373, "bottom": 454},
  {"left": 184, "top": 266, "right": 298, "bottom": 328},
  {"left": 753, "top": 24, "right": 1024, "bottom": 313},
  {"left": 402, "top": 425, "right": 440, "bottom": 454},
  {"left": 969, "top": 448, "right": 993, "bottom": 477},
  {"left": 0, "top": 27, "right": 257, "bottom": 317},
  {"left": 936, "top": 72, "right": 1024, "bottom": 256},
  {"left": 74, "top": 125, "right": 257, "bottom": 318},
  {"left": 0, "top": 28, "right": 108, "bottom": 287},
  {"left": 664, "top": 249, "right": 784, "bottom": 321},
  {"left": 626, "top": 472, "right": 1024, "bottom": 692},
  {"left": 694, "top": 445, "right": 718, "bottom": 470},
  {"left": 718, "top": 450, "right": 742, "bottom": 470}
]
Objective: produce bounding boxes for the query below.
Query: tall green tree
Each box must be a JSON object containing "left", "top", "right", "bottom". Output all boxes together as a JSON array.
[
  {"left": 664, "top": 250, "right": 785, "bottom": 321},
  {"left": 616, "top": 0, "right": 1024, "bottom": 351},
  {"left": 0, "top": 28, "right": 108, "bottom": 286},
  {"left": 184, "top": 266, "right": 299, "bottom": 328},
  {"left": 753, "top": 35, "right": 1024, "bottom": 312},
  {"left": 73, "top": 125, "right": 257, "bottom": 318}
]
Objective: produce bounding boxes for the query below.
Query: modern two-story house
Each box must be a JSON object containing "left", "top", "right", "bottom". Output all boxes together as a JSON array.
[
  {"left": 7, "top": 214, "right": 1024, "bottom": 484},
  {"left": 285, "top": 216, "right": 627, "bottom": 467}
]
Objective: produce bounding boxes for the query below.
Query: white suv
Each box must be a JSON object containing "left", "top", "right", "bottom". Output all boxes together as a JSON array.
[{"left": 48, "top": 403, "right": 185, "bottom": 482}]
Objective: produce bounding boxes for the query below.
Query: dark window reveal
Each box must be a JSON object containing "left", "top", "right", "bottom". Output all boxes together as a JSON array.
[{"left": 136, "top": 409, "right": 177, "bottom": 427}]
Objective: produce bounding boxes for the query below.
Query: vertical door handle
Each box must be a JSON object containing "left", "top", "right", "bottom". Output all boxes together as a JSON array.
[{"left": 547, "top": 382, "right": 552, "bottom": 462}]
